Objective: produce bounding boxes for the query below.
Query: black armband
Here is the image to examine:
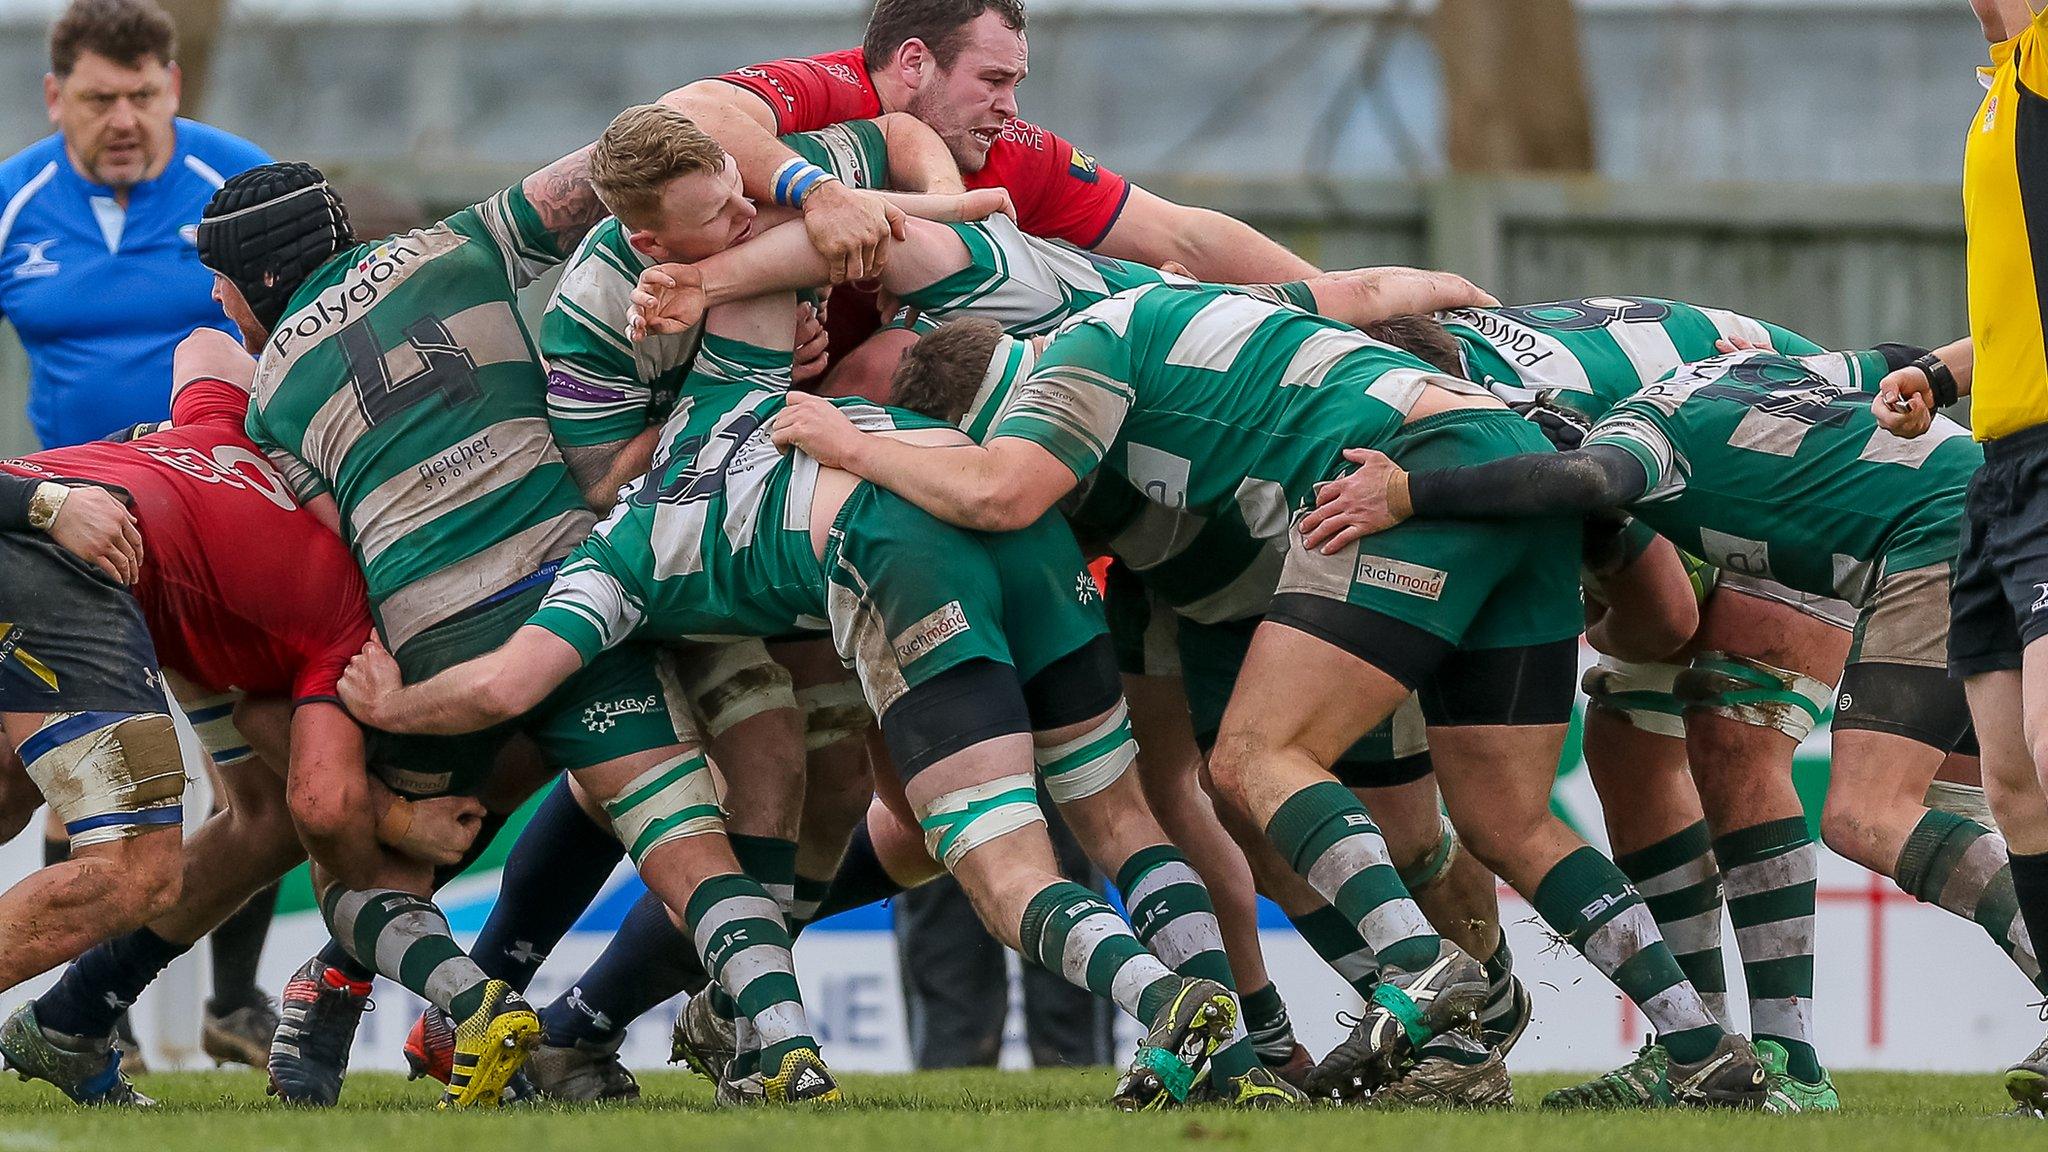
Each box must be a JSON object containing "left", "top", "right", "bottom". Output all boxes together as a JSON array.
[
  {"left": 1406, "top": 444, "right": 1648, "bottom": 521},
  {"left": 0, "top": 472, "right": 40, "bottom": 531}
]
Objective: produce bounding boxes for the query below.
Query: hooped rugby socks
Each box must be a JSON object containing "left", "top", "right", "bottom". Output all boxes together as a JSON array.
[
  {"left": 1117, "top": 845, "right": 1256, "bottom": 1080},
  {"left": 1616, "top": 821, "right": 1729, "bottom": 1026},
  {"left": 1716, "top": 819, "right": 1820, "bottom": 1082},
  {"left": 321, "top": 887, "right": 491, "bottom": 1021},
  {"left": 470, "top": 776, "right": 624, "bottom": 991},
  {"left": 684, "top": 873, "right": 817, "bottom": 1072},
  {"left": 1286, "top": 905, "right": 1379, "bottom": 997},
  {"left": 1898, "top": 810, "right": 2043, "bottom": 991},
  {"left": 1019, "top": 881, "right": 1181, "bottom": 1023},
  {"left": 1531, "top": 847, "right": 1721, "bottom": 1065},
  {"left": 1265, "top": 782, "right": 1442, "bottom": 974}
]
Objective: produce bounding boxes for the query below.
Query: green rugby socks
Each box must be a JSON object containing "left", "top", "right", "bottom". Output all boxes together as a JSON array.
[
  {"left": 1019, "top": 881, "right": 1181, "bottom": 1022},
  {"left": 1118, "top": 846, "right": 1256, "bottom": 1080},
  {"left": 683, "top": 873, "right": 817, "bottom": 1072},
  {"left": 1616, "top": 821, "right": 1729, "bottom": 1027},
  {"left": 321, "top": 887, "right": 491, "bottom": 1021},
  {"left": 1897, "top": 810, "right": 2043, "bottom": 991},
  {"left": 1716, "top": 819, "right": 1820, "bottom": 1082},
  {"left": 1265, "top": 782, "right": 1440, "bottom": 973}
]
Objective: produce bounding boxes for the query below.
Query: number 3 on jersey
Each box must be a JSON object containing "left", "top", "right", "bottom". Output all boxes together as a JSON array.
[{"left": 340, "top": 315, "right": 482, "bottom": 426}]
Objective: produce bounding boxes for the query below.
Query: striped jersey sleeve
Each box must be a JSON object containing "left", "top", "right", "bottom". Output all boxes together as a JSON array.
[
  {"left": 989, "top": 315, "right": 1134, "bottom": 481},
  {"left": 446, "top": 184, "right": 567, "bottom": 292},
  {"left": 529, "top": 541, "right": 647, "bottom": 663}
]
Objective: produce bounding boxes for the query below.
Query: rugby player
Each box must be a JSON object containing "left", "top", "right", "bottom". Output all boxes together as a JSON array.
[
  {"left": 760, "top": 285, "right": 1766, "bottom": 1106},
  {"left": 664, "top": 0, "right": 1316, "bottom": 396},
  {"left": 408, "top": 108, "right": 1021, "bottom": 1099},
  {"left": 1368, "top": 310, "right": 2041, "bottom": 1111},
  {"left": 340, "top": 273, "right": 1302, "bottom": 1111},
  {"left": 1313, "top": 345, "right": 1999, "bottom": 1102},
  {"left": 201, "top": 150, "right": 831, "bottom": 1108}
]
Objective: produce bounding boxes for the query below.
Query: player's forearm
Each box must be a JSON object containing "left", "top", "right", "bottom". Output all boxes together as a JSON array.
[
  {"left": 1936, "top": 338, "right": 1975, "bottom": 397},
  {"left": 666, "top": 81, "right": 813, "bottom": 205},
  {"left": 1404, "top": 445, "right": 1649, "bottom": 520},
  {"left": 0, "top": 473, "right": 40, "bottom": 531},
  {"left": 844, "top": 435, "right": 1038, "bottom": 532},
  {"left": 563, "top": 429, "right": 659, "bottom": 512},
  {"left": 702, "top": 220, "right": 836, "bottom": 306},
  {"left": 878, "top": 112, "right": 966, "bottom": 194},
  {"left": 284, "top": 704, "right": 383, "bottom": 889},
  {"left": 1176, "top": 209, "right": 1318, "bottom": 281},
  {"left": 1307, "top": 268, "right": 1498, "bottom": 329},
  {"left": 522, "top": 143, "right": 606, "bottom": 253},
  {"left": 370, "top": 666, "right": 520, "bottom": 736}
]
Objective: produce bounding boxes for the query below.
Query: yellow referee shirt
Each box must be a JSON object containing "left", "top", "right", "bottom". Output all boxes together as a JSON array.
[{"left": 1969, "top": 6, "right": 2048, "bottom": 440}]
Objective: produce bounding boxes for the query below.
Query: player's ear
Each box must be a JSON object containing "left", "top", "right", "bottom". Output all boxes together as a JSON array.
[
  {"left": 165, "top": 61, "right": 183, "bottom": 112},
  {"left": 42, "top": 73, "right": 60, "bottom": 123},
  {"left": 625, "top": 228, "right": 668, "bottom": 263}
]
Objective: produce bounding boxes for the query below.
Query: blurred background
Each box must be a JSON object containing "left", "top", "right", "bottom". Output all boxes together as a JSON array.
[{"left": 0, "top": 0, "right": 2016, "bottom": 1076}]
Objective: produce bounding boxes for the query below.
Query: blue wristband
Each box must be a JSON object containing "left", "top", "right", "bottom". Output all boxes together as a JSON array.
[{"left": 772, "top": 158, "right": 840, "bottom": 209}]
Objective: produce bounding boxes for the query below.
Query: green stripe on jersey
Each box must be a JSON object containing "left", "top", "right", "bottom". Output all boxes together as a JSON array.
[
  {"left": 246, "top": 184, "right": 593, "bottom": 649},
  {"left": 540, "top": 121, "right": 894, "bottom": 450}
]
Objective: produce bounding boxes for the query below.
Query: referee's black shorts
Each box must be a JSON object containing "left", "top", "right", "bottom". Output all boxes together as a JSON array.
[{"left": 1951, "top": 422, "right": 2048, "bottom": 678}]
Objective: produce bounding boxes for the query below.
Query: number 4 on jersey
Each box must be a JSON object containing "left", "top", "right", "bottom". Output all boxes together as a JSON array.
[{"left": 340, "top": 315, "right": 482, "bottom": 426}]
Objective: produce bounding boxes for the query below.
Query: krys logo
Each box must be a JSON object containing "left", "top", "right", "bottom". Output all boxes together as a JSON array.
[{"left": 583, "top": 693, "right": 663, "bottom": 733}]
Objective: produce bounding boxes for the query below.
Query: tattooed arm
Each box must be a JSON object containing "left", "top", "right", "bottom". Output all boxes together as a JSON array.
[
  {"left": 561, "top": 427, "right": 661, "bottom": 512},
  {"left": 522, "top": 143, "right": 607, "bottom": 253}
]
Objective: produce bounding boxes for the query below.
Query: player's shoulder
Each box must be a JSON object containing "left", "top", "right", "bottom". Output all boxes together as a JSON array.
[
  {"left": 173, "top": 119, "right": 271, "bottom": 178},
  {"left": 0, "top": 134, "right": 64, "bottom": 201}
]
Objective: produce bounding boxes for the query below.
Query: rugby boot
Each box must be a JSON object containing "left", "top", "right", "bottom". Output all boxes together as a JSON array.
[
  {"left": 1367, "top": 1029, "right": 1512, "bottom": 1109},
  {"left": 202, "top": 997, "right": 278, "bottom": 1069},
  {"left": 1210, "top": 1064, "right": 1309, "bottom": 1108},
  {"left": 525, "top": 1032, "right": 641, "bottom": 1102},
  {"left": 760, "top": 1047, "right": 842, "bottom": 1104},
  {"left": 1541, "top": 1042, "right": 1671, "bottom": 1109},
  {"left": 438, "top": 980, "right": 541, "bottom": 1109},
  {"left": 1666, "top": 1032, "right": 1766, "bottom": 1108},
  {"left": 1112, "top": 977, "right": 1238, "bottom": 1112},
  {"left": 0, "top": 1002, "right": 153, "bottom": 1106},
  {"left": 1306, "top": 940, "right": 1488, "bottom": 1099},
  {"left": 1477, "top": 975, "right": 1533, "bottom": 1057},
  {"left": 670, "top": 992, "right": 737, "bottom": 1082},
  {"left": 1263, "top": 1041, "right": 1315, "bottom": 1090},
  {"left": 113, "top": 1011, "right": 147, "bottom": 1075},
  {"left": 404, "top": 1006, "right": 455, "bottom": 1083},
  {"left": 2009, "top": 1033, "right": 2048, "bottom": 1117},
  {"left": 268, "top": 957, "right": 373, "bottom": 1106},
  {"left": 1755, "top": 1039, "right": 1839, "bottom": 1114}
]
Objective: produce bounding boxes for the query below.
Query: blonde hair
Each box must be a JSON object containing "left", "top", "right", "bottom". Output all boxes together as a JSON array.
[{"left": 588, "top": 104, "right": 728, "bottom": 225}]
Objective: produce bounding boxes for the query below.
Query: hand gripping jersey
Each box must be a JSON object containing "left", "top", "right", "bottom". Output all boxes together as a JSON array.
[
  {"left": 543, "top": 122, "right": 895, "bottom": 451},
  {"left": 1440, "top": 296, "right": 1826, "bottom": 424},
  {"left": 969, "top": 283, "right": 1482, "bottom": 623},
  {"left": 1584, "top": 349, "right": 1981, "bottom": 606},
  {"left": 245, "top": 185, "right": 593, "bottom": 651},
  {"left": 717, "top": 48, "right": 1131, "bottom": 249},
  {"left": 0, "top": 379, "right": 372, "bottom": 704}
]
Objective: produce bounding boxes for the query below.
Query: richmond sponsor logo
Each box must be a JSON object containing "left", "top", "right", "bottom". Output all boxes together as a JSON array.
[
  {"left": 892, "top": 601, "right": 971, "bottom": 665},
  {"left": 1354, "top": 555, "right": 1448, "bottom": 602}
]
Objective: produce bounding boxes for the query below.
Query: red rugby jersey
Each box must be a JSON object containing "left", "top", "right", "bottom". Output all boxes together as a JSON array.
[
  {"left": 0, "top": 379, "right": 372, "bottom": 706},
  {"left": 717, "top": 47, "right": 1132, "bottom": 249}
]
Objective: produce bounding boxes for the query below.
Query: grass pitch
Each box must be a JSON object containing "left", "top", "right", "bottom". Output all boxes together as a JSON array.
[{"left": 0, "top": 1069, "right": 2034, "bottom": 1152}]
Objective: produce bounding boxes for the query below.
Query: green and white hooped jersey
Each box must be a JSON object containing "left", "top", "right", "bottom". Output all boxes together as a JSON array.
[
  {"left": 1440, "top": 296, "right": 1827, "bottom": 424},
  {"left": 896, "top": 213, "right": 1316, "bottom": 338},
  {"left": 962, "top": 283, "right": 1482, "bottom": 623},
  {"left": 1585, "top": 349, "right": 1980, "bottom": 607},
  {"left": 246, "top": 185, "right": 592, "bottom": 651},
  {"left": 529, "top": 337, "right": 954, "bottom": 662},
  {"left": 541, "top": 121, "right": 894, "bottom": 450}
]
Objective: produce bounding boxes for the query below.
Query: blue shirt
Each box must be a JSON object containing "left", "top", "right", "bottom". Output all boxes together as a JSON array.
[{"left": 0, "top": 118, "right": 269, "bottom": 447}]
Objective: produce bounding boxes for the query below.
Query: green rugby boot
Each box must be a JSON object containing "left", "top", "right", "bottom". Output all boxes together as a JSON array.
[
  {"left": 1755, "top": 1040, "right": 1839, "bottom": 1114},
  {"left": 1542, "top": 1042, "right": 1672, "bottom": 1110},
  {"left": 0, "top": 1002, "right": 153, "bottom": 1107}
]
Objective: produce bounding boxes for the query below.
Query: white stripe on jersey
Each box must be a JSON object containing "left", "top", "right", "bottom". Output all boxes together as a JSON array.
[{"left": 0, "top": 161, "right": 58, "bottom": 250}]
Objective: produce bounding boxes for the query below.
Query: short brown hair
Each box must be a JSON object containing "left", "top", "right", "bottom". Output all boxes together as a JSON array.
[
  {"left": 892, "top": 318, "right": 1006, "bottom": 423},
  {"left": 588, "top": 104, "right": 728, "bottom": 226},
  {"left": 1363, "top": 314, "right": 1467, "bottom": 378},
  {"left": 49, "top": 0, "right": 176, "bottom": 76},
  {"left": 864, "top": 0, "right": 1027, "bottom": 70}
]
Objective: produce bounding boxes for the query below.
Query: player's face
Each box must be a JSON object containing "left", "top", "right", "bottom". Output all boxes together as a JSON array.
[
  {"left": 634, "top": 156, "right": 757, "bottom": 264},
  {"left": 907, "top": 13, "right": 1027, "bottom": 174},
  {"left": 45, "top": 52, "right": 180, "bottom": 190},
  {"left": 212, "top": 274, "right": 267, "bottom": 352}
]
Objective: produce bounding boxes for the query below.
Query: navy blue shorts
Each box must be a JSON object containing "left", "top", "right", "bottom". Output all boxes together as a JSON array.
[{"left": 0, "top": 528, "right": 162, "bottom": 715}]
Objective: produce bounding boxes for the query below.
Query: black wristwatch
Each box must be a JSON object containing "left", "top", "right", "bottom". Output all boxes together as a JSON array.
[{"left": 1913, "top": 352, "right": 1958, "bottom": 409}]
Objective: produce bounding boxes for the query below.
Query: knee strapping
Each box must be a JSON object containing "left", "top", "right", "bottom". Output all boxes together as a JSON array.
[
  {"left": 20, "top": 711, "right": 184, "bottom": 848},
  {"left": 681, "top": 641, "right": 797, "bottom": 739},
  {"left": 797, "top": 679, "right": 873, "bottom": 751},
  {"left": 180, "top": 689, "right": 255, "bottom": 769},
  {"left": 1035, "top": 701, "right": 1137, "bottom": 804},
  {"left": 915, "top": 775, "right": 1045, "bottom": 870},
  {"left": 599, "top": 752, "right": 724, "bottom": 866},
  {"left": 1581, "top": 658, "right": 1688, "bottom": 739},
  {"left": 1397, "top": 815, "right": 1460, "bottom": 894},
  {"left": 1673, "top": 651, "right": 1833, "bottom": 741},
  {"left": 1925, "top": 781, "right": 1997, "bottom": 828}
]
